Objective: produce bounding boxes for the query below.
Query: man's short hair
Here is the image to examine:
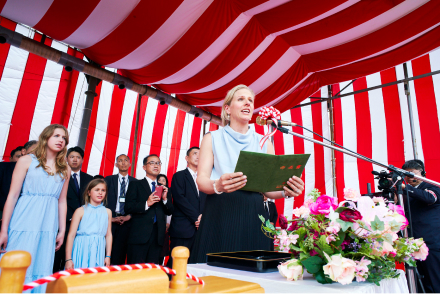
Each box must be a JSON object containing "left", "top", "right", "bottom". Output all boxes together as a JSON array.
[
  {"left": 402, "top": 159, "right": 425, "bottom": 176},
  {"left": 116, "top": 154, "right": 130, "bottom": 162},
  {"left": 10, "top": 146, "right": 24, "bottom": 158},
  {"left": 143, "top": 154, "right": 160, "bottom": 165},
  {"left": 67, "top": 146, "right": 85, "bottom": 158},
  {"left": 24, "top": 140, "right": 37, "bottom": 150},
  {"left": 186, "top": 146, "right": 200, "bottom": 157}
]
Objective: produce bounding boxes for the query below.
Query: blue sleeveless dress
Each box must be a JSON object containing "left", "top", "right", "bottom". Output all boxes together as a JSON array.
[
  {"left": 1, "top": 154, "right": 65, "bottom": 293},
  {"left": 72, "top": 203, "right": 108, "bottom": 268},
  {"left": 189, "top": 125, "right": 272, "bottom": 263}
]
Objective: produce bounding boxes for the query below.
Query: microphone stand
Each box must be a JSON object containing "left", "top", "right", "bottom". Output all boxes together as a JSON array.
[{"left": 275, "top": 123, "right": 439, "bottom": 293}]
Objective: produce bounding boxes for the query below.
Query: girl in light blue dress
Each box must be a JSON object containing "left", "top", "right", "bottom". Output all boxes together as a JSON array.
[
  {"left": 0, "top": 124, "right": 70, "bottom": 293},
  {"left": 65, "top": 179, "right": 112, "bottom": 269}
]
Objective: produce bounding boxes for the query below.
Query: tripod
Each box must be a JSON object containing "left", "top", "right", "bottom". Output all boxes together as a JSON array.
[{"left": 274, "top": 123, "right": 438, "bottom": 293}]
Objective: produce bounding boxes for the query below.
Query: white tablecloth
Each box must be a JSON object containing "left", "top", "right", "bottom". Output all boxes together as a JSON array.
[{"left": 187, "top": 264, "right": 409, "bottom": 293}]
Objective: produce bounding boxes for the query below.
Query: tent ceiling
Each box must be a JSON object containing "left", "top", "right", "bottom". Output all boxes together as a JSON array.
[{"left": 1, "top": 0, "right": 440, "bottom": 116}]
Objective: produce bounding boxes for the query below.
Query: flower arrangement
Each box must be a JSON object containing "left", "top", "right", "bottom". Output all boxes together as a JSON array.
[{"left": 260, "top": 188, "right": 429, "bottom": 285}]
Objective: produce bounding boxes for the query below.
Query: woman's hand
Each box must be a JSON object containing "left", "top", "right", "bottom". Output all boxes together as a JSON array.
[
  {"left": 0, "top": 232, "right": 8, "bottom": 253},
  {"left": 216, "top": 172, "right": 247, "bottom": 193},
  {"left": 104, "top": 257, "right": 111, "bottom": 267},
  {"left": 283, "top": 176, "right": 305, "bottom": 198},
  {"left": 65, "top": 260, "right": 74, "bottom": 270},
  {"left": 55, "top": 232, "right": 64, "bottom": 251}
]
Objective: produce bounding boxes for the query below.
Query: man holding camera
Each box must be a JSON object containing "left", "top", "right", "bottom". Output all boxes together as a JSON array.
[{"left": 401, "top": 159, "right": 440, "bottom": 293}]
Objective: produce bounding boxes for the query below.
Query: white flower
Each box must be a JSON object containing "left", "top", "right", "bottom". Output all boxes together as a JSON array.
[
  {"left": 292, "top": 205, "right": 310, "bottom": 219},
  {"left": 278, "top": 259, "right": 303, "bottom": 281},
  {"left": 323, "top": 253, "right": 357, "bottom": 285}
]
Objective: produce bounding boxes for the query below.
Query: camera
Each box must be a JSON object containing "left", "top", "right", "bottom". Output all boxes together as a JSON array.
[{"left": 372, "top": 170, "right": 395, "bottom": 201}]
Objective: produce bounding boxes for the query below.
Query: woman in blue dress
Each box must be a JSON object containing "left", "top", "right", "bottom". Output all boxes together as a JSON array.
[
  {"left": 0, "top": 124, "right": 70, "bottom": 292},
  {"left": 189, "top": 85, "right": 305, "bottom": 263},
  {"left": 65, "top": 178, "right": 112, "bottom": 269}
]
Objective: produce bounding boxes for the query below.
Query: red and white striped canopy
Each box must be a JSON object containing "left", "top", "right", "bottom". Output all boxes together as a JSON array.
[{"left": 1, "top": 0, "right": 440, "bottom": 115}]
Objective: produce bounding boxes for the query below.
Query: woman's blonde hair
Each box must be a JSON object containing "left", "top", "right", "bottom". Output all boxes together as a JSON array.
[
  {"left": 83, "top": 179, "right": 108, "bottom": 205},
  {"left": 221, "top": 85, "right": 255, "bottom": 126},
  {"left": 34, "top": 124, "right": 69, "bottom": 179}
]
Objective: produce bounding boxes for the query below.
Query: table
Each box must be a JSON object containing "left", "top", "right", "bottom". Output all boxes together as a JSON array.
[{"left": 187, "top": 264, "right": 409, "bottom": 293}]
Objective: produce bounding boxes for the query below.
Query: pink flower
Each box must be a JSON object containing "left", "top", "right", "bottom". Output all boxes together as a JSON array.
[
  {"left": 344, "top": 188, "right": 361, "bottom": 202},
  {"left": 292, "top": 206, "right": 310, "bottom": 219},
  {"left": 326, "top": 234, "right": 336, "bottom": 244},
  {"left": 355, "top": 257, "right": 371, "bottom": 272},
  {"left": 355, "top": 272, "right": 366, "bottom": 282},
  {"left": 412, "top": 239, "right": 429, "bottom": 261},
  {"left": 278, "top": 259, "right": 303, "bottom": 281},
  {"left": 309, "top": 195, "right": 338, "bottom": 217},
  {"left": 323, "top": 253, "right": 357, "bottom": 285},
  {"left": 388, "top": 203, "right": 405, "bottom": 216},
  {"left": 326, "top": 221, "right": 341, "bottom": 234},
  {"left": 304, "top": 199, "right": 315, "bottom": 208}
]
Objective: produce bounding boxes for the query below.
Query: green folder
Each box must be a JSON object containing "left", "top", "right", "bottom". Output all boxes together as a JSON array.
[{"left": 234, "top": 151, "right": 310, "bottom": 193}]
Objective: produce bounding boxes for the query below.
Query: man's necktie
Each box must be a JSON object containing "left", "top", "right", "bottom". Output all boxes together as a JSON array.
[
  {"left": 119, "top": 177, "right": 126, "bottom": 215},
  {"left": 72, "top": 173, "right": 81, "bottom": 206},
  {"left": 151, "top": 181, "right": 157, "bottom": 223},
  {"left": 264, "top": 202, "right": 270, "bottom": 218}
]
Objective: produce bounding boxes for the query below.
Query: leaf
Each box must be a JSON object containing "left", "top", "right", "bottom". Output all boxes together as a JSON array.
[
  {"left": 388, "top": 220, "right": 402, "bottom": 232},
  {"left": 314, "top": 269, "right": 333, "bottom": 284},
  {"left": 259, "top": 215, "right": 266, "bottom": 223},
  {"left": 383, "top": 233, "right": 393, "bottom": 244},
  {"left": 317, "top": 235, "right": 334, "bottom": 255},
  {"left": 265, "top": 219, "right": 275, "bottom": 231},
  {"left": 371, "top": 215, "right": 385, "bottom": 231},
  {"left": 336, "top": 218, "right": 352, "bottom": 232},
  {"left": 301, "top": 256, "right": 324, "bottom": 274},
  {"left": 333, "top": 231, "right": 346, "bottom": 247},
  {"left": 299, "top": 252, "right": 309, "bottom": 261}
]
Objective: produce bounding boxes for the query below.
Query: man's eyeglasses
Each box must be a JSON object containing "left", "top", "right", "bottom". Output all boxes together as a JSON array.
[{"left": 146, "top": 161, "right": 162, "bottom": 166}]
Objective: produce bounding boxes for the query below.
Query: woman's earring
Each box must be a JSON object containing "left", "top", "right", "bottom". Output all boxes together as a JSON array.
[{"left": 227, "top": 114, "right": 230, "bottom": 120}]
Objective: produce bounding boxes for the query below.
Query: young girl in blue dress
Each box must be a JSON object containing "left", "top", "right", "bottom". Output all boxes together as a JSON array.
[
  {"left": 65, "top": 179, "right": 112, "bottom": 269},
  {"left": 0, "top": 124, "right": 70, "bottom": 293}
]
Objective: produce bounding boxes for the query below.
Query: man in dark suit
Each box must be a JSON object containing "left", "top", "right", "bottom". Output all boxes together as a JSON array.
[
  {"left": 53, "top": 146, "right": 93, "bottom": 272},
  {"left": 9, "top": 146, "right": 24, "bottom": 162},
  {"left": 125, "top": 154, "right": 173, "bottom": 264},
  {"left": 105, "top": 154, "right": 136, "bottom": 265},
  {"left": 0, "top": 161, "right": 16, "bottom": 226},
  {"left": 168, "top": 147, "right": 206, "bottom": 268}
]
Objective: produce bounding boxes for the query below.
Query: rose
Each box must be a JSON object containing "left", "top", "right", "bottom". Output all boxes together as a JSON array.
[
  {"left": 278, "top": 259, "right": 303, "bottom": 281},
  {"left": 323, "top": 253, "right": 357, "bottom": 285},
  {"left": 292, "top": 205, "right": 310, "bottom": 219},
  {"left": 287, "top": 221, "right": 299, "bottom": 231},
  {"left": 309, "top": 195, "right": 338, "bottom": 217},
  {"left": 339, "top": 209, "right": 362, "bottom": 223},
  {"left": 344, "top": 188, "right": 361, "bottom": 202},
  {"left": 412, "top": 239, "right": 429, "bottom": 261},
  {"left": 279, "top": 214, "right": 288, "bottom": 229}
]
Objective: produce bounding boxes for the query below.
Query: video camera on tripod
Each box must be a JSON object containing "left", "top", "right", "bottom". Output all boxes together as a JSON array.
[{"left": 370, "top": 170, "right": 401, "bottom": 201}]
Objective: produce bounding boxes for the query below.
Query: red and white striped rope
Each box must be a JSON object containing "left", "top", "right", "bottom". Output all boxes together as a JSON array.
[
  {"left": 258, "top": 106, "right": 281, "bottom": 149},
  {"left": 23, "top": 263, "right": 203, "bottom": 291},
  {"left": 187, "top": 272, "right": 205, "bottom": 285}
]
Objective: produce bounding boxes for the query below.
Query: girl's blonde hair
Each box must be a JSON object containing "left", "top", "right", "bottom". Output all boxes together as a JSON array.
[
  {"left": 83, "top": 179, "right": 108, "bottom": 205},
  {"left": 221, "top": 85, "right": 255, "bottom": 126},
  {"left": 34, "top": 124, "right": 69, "bottom": 179}
]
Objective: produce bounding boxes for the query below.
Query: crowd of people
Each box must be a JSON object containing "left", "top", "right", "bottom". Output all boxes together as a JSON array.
[{"left": 0, "top": 84, "right": 438, "bottom": 292}]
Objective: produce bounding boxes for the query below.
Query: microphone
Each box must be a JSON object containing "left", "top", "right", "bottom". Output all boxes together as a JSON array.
[{"left": 256, "top": 116, "right": 297, "bottom": 127}]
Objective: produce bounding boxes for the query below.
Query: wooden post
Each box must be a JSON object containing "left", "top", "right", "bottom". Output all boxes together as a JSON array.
[
  {"left": 0, "top": 251, "right": 31, "bottom": 293},
  {"left": 169, "top": 246, "right": 189, "bottom": 290}
]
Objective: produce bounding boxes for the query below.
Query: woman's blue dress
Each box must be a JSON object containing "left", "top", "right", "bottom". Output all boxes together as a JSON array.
[
  {"left": 72, "top": 203, "right": 108, "bottom": 268},
  {"left": 1, "top": 154, "right": 65, "bottom": 292}
]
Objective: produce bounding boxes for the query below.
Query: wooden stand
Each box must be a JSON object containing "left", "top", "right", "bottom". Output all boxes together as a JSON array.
[
  {"left": 0, "top": 247, "right": 264, "bottom": 293},
  {"left": 0, "top": 251, "right": 31, "bottom": 293}
]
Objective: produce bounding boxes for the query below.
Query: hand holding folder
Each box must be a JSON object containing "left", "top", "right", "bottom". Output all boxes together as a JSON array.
[{"left": 234, "top": 151, "right": 310, "bottom": 193}]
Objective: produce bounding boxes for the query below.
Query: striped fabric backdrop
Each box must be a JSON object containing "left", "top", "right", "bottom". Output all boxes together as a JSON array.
[{"left": 2, "top": 21, "right": 440, "bottom": 220}]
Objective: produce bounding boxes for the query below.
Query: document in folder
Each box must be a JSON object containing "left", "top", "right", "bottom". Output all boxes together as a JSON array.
[{"left": 234, "top": 151, "right": 310, "bottom": 193}]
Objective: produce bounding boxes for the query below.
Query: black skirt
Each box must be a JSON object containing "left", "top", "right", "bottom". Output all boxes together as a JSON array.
[{"left": 189, "top": 190, "right": 272, "bottom": 263}]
